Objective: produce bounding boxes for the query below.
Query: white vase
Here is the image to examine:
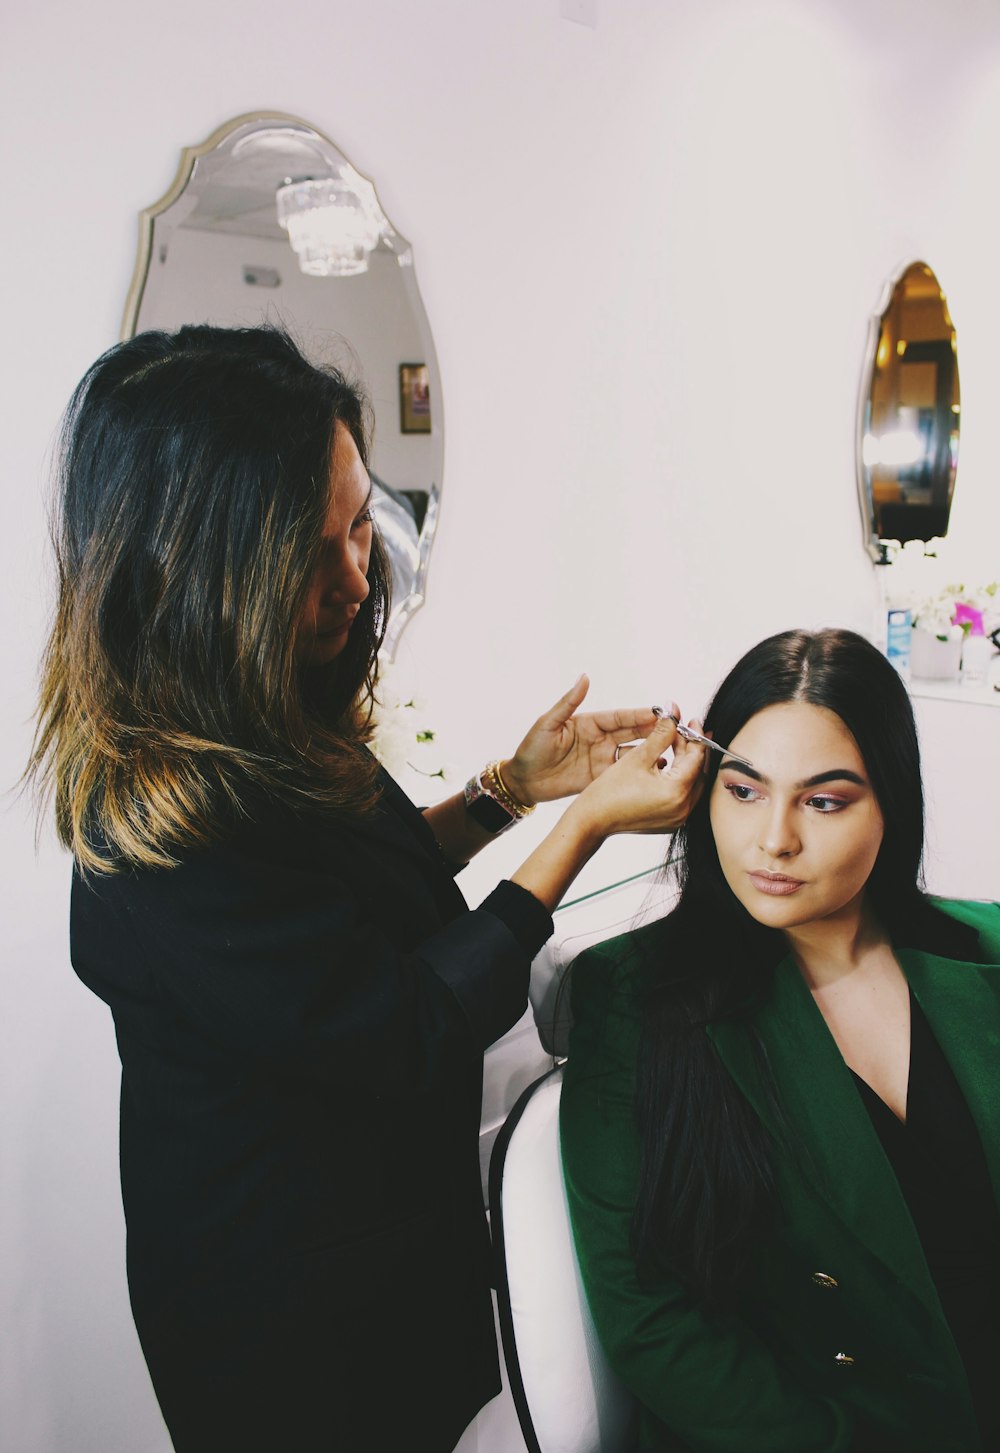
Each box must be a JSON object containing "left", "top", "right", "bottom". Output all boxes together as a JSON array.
[
  {"left": 910, "top": 627, "right": 962, "bottom": 681},
  {"left": 961, "top": 633, "right": 993, "bottom": 686}
]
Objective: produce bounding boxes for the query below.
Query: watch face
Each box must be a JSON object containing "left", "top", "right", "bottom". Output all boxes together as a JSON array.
[{"left": 466, "top": 791, "right": 515, "bottom": 834}]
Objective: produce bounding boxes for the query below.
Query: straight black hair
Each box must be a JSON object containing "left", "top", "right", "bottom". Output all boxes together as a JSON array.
[{"left": 631, "top": 629, "right": 979, "bottom": 1304}]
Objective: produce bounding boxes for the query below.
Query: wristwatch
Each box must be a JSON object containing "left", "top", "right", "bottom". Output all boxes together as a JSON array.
[{"left": 463, "top": 761, "right": 534, "bottom": 835}]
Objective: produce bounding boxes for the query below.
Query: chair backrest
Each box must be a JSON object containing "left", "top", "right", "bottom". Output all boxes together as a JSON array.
[
  {"left": 489, "top": 1066, "right": 637, "bottom": 1453},
  {"left": 529, "top": 870, "right": 674, "bottom": 1056}
]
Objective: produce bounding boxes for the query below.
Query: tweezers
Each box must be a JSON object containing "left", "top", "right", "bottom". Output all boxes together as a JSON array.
[{"left": 652, "top": 707, "right": 755, "bottom": 770}]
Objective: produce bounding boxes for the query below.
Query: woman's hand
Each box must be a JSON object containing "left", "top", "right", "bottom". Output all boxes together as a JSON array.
[
  {"left": 500, "top": 674, "right": 660, "bottom": 806},
  {"left": 509, "top": 711, "right": 706, "bottom": 911},
  {"left": 568, "top": 709, "right": 707, "bottom": 840}
]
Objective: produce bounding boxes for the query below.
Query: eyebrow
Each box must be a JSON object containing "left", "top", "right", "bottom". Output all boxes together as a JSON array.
[
  {"left": 720, "top": 761, "right": 867, "bottom": 790},
  {"left": 321, "top": 482, "right": 373, "bottom": 542}
]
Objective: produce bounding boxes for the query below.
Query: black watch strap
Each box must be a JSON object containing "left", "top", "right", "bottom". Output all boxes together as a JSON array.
[
  {"left": 465, "top": 790, "right": 517, "bottom": 834},
  {"left": 464, "top": 763, "right": 529, "bottom": 835}
]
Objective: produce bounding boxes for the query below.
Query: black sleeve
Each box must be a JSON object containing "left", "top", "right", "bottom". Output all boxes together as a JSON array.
[
  {"left": 72, "top": 849, "right": 552, "bottom": 1100},
  {"left": 478, "top": 879, "right": 554, "bottom": 957}
]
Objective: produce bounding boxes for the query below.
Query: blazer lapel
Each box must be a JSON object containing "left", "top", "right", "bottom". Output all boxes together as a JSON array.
[
  {"left": 708, "top": 957, "right": 942, "bottom": 1319},
  {"left": 903, "top": 947, "right": 1000, "bottom": 1205}
]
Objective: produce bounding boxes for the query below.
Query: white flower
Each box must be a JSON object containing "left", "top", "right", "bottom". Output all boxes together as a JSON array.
[{"left": 370, "top": 660, "right": 451, "bottom": 783}]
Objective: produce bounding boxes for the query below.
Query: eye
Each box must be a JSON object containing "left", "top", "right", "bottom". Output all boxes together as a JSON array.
[
  {"left": 805, "top": 794, "right": 848, "bottom": 813},
  {"left": 353, "top": 507, "right": 374, "bottom": 531},
  {"left": 723, "top": 781, "right": 762, "bottom": 804}
]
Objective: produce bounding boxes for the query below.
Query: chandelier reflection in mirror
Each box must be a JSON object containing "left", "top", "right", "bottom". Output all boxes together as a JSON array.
[
  {"left": 856, "top": 261, "right": 959, "bottom": 560},
  {"left": 121, "top": 112, "right": 442, "bottom": 658},
  {"left": 276, "top": 175, "right": 386, "bottom": 277}
]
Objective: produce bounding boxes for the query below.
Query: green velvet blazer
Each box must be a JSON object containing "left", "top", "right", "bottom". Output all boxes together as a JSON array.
[{"left": 560, "top": 898, "right": 1000, "bottom": 1453}]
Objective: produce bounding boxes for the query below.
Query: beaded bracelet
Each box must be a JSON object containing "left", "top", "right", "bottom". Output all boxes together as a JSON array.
[{"left": 487, "top": 760, "right": 535, "bottom": 818}]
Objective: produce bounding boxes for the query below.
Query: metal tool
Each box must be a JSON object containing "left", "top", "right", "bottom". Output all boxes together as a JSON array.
[{"left": 653, "top": 707, "right": 755, "bottom": 770}]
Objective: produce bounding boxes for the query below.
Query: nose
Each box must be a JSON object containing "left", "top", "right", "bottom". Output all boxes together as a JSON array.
[
  {"left": 759, "top": 801, "right": 800, "bottom": 860},
  {"left": 320, "top": 547, "right": 370, "bottom": 607}
]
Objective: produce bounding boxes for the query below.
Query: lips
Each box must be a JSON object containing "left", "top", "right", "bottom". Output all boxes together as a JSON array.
[
  {"left": 317, "top": 613, "right": 358, "bottom": 639},
  {"left": 748, "top": 871, "right": 805, "bottom": 897}
]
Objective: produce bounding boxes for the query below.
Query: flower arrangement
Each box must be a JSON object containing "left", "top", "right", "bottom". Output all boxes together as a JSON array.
[
  {"left": 911, "top": 581, "right": 999, "bottom": 642},
  {"left": 369, "top": 660, "right": 452, "bottom": 784}
]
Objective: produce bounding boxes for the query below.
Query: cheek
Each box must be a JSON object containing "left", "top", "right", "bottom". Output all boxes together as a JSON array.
[
  {"left": 709, "top": 788, "right": 741, "bottom": 847},
  {"left": 708, "top": 796, "right": 723, "bottom": 855},
  {"left": 708, "top": 794, "right": 742, "bottom": 879},
  {"left": 857, "top": 819, "right": 885, "bottom": 877},
  {"left": 708, "top": 785, "right": 724, "bottom": 838},
  {"left": 299, "top": 576, "right": 320, "bottom": 626},
  {"left": 829, "top": 812, "right": 884, "bottom": 887}
]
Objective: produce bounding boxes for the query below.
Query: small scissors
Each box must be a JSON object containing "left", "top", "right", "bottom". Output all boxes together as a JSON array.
[{"left": 652, "top": 707, "right": 755, "bottom": 770}]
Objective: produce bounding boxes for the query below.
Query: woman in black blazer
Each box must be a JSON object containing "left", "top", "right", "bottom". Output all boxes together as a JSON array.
[{"left": 30, "top": 325, "right": 706, "bottom": 1452}]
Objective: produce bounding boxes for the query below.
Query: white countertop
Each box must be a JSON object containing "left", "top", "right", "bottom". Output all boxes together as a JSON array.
[{"left": 909, "top": 674, "right": 1000, "bottom": 708}]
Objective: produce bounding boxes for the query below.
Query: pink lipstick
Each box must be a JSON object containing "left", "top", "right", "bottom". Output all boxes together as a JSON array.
[{"left": 748, "top": 872, "right": 804, "bottom": 896}]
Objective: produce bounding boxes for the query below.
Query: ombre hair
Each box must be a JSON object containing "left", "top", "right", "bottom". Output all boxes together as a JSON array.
[{"left": 29, "top": 325, "right": 390, "bottom": 874}]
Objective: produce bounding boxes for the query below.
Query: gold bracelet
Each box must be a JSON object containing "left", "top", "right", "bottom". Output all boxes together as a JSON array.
[
  {"left": 492, "top": 760, "right": 535, "bottom": 817},
  {"left": 480, "top": 760, "right": 534, "bottom": 819}
]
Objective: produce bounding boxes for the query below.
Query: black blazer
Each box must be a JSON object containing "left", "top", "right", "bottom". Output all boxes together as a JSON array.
[{"left": 71, "top": 769, "right": 550, "bottom": 1453}]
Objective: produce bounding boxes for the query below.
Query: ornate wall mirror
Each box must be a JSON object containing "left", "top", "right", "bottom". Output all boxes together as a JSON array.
[
  {"left": 122, "top": 112, "right": 442, "bottom": 657},
  {"left": 856, "top": 260, "right": 959, "bottom": 561}
]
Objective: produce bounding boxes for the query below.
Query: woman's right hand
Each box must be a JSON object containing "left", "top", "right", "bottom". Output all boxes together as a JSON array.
[
  {"left": 510, "top": 709, "right": 706, "bottom": 912},
  {"left": 567, "top": 707, "right": 707, "bottom": 840}
]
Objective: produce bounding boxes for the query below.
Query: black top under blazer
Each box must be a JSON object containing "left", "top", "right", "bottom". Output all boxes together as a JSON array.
[{"left": 71, "top": 768, "right": 553, "bottom": 1453}]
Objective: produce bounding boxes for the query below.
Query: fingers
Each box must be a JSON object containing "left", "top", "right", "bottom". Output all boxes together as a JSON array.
[
  {"left": 671, "top": 729, "right": 708, "bottom": 781},
  {"left": 632, "top": 710, "right": 681, "bottom": 765},
  {"left": 670, "top": 715, "right": 709, "bottom": 771},
  {"left": 625, "top": 711, "right": 708, "bottom": 778},
  {"left": 612, "top": 704, "right": 697, "bottom": 763},
  {"left": 535, "top": 672, "right": 589, "bottom": 730},
  {"left": 585, "top": 706, "right": 660, "bottom": 741}
]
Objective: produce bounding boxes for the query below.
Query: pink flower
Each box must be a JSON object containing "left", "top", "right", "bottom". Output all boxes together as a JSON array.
[{"left": 953, "top": 602, "right": 985, "bottom": 636}]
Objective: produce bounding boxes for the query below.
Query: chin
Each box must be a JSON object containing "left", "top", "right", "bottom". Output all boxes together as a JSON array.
[
  {"left": 746, "top": 901, "right": 813, "bottom": 932},
  {"left": 300, "top": 634, "right": 348, "bottom": 666},
  {"left": 727, "top": 883, "right": 813, "bottom": 932}
]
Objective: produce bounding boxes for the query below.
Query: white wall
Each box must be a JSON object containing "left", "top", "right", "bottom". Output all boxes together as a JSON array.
[{"left": 3, "top": 2, "right": 999, "bottom": 1449}]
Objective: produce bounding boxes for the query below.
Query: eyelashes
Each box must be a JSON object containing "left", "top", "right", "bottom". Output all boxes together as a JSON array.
[
  {"left": 724, "top": 782, "right": 761, "bottom": 804},
  {"left": 722, "top": 782, "right": 849, "bottom": 813},
  {"left": 353, "top": 507, "right": 375, "bottom": 529}
]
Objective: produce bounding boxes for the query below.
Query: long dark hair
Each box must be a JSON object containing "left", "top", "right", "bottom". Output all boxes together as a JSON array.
[
  {"left": 631, "top": 628, "right": 979, "bottom": 1303},
  {"left": 29, "top": 324, "right": 390, "bottom": 873}
]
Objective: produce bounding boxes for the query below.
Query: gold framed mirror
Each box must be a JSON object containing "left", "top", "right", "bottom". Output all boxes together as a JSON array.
[{"left": 856, "top": 260, "right": 959, "bottom": 561}]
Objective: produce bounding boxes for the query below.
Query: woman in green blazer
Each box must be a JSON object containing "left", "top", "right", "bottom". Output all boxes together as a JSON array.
[{"left": 561, "top": 628, "right": 1000, "bottom": 1453}]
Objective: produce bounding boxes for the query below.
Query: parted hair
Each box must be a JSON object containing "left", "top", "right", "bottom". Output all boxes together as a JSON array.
[
  {"left": 29, "top": 325, "right": 390, "bottom": 874},
  {"left": 631, "top": 628, "right": 980, "bottom": 1304}
]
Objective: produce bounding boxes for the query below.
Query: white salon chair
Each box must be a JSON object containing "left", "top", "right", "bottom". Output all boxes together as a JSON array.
[
  {"left": 529, "top": 868, "right": 673, "bottom": 1058},
  {"left": 489, "top": 1065, "right": 638, "bottom": 1453},
  {"left": 479, "top": 865, "right": 672, "bottom": 1208}
]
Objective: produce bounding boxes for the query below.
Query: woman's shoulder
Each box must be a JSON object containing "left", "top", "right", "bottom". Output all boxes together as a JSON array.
[
  {"left": 929, "top": 895, "right": 1000, "bottom": 928},
  {"left": 80, "top": 774, "right": 398, "bottom": 887},
  {"left": 926, "top": 896, "right": 1000, "bottom": 959},
  {"left": 568, "top": 914, "right": 679, "bottom": 1016}
]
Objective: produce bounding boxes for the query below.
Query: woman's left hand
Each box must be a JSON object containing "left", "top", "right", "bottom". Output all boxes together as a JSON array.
[{"left": 501, "top": 674, "right": 659, "bottom": 806}]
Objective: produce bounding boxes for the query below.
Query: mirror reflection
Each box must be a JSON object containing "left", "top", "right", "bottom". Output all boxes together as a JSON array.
[
  {"left": 122, "top": 112, "right": 442, "bottom": 656},
  {"left": 857, "top": 260, "right": 959, "bottom": 559}
]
